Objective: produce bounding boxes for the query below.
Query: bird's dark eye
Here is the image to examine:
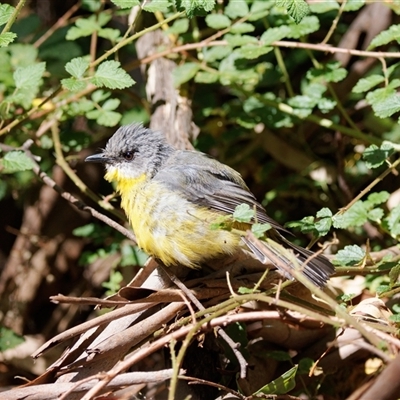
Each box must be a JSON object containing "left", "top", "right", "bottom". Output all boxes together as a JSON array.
[{"left": 122, "top": 151, "right": 134, "bottom": 161}]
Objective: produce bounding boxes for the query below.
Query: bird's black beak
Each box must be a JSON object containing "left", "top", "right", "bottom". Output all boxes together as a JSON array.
[{"left": 85, "top": 153, "right": 110, "bottom": 163}]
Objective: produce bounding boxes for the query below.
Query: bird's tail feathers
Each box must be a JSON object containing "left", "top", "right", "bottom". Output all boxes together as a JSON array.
[{"left": 242, "top": 233, "right": 334, "bottom": 288}]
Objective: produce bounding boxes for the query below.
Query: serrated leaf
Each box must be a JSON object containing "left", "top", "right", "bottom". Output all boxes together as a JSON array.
[
  {"left": 237, "top": 44, "right": 272, "bottom": 59},
  {"left": 251, "top": 223, "right": 271, "bottom": 238},
  {"left": 205, "top": 14, "right": 231, "bottom": 29},
  {"left": 180, "top": 0, "right": 216, "bottom": 17},
  {"left": 364, "top": 191, "right": 390, "bottom": 208},
  {"left": 255, "top": 365, "right": 298, "bottom": 395},
  {"left": 172, "top": 62, "right": 200, "bottom": 87},
  {"left": 352, "top": 75, "right": 385, "bottom": 94},
  {"left": 333, "top": 245, "right": 366, "bottom": 266},
  {"left": 314, "top": 216, "right": 332, "bottom": 237},
  {"left": 225, "top": 0, "right": 249, "bottom": 19},
  {"left": 91, "top": 60, "right": 135, "bottom": 89},
  {"left": 368, "top": 208, "right": 384, "bottom": 222},
  {"left": 1, "top": 151, "right": 35, "bottom": 174},
  {"left": 61, "top": 77, "right": 88, "bottom": 92},
  {"left": 317, "top": 208, "right": 333, "bottom": 218},
  {"left": 260, "top": 26, "right": 292, "bottom": 45},
  {"left": 110, "top": 0, "right": 140, "bottom": 8},
  {"left": 233, "top": 204, "right": 255, "bottom": 223},
  {"left": 0, "top": 3, "right": 14, "bottom": 26},
  {"left": 332, "top": 201, "right": 368, "bottom": 229},
  {"left": 368, "top": 24, "right": 400, "bottom": 50},
  {"left": 370, "top": 92, "right": 400, "bottom": 118},
  {"left": 386, "top": 204, "right": 400, "bottom": 237},
  {"left": 65, "top": 57, "right": 89, "bottom": 78},
  {"left": 14, "top": 62, "right": 46, "bottom": 89},
  {"left": 276, "top": 0, "right": 309, "bottom": 24},
  {"left": 286, "top": 15, "right": 319, "bottom": 38},
  {"left": 307, "top": 61, "right": 347, "bottom": 83},
  {"left": 0, "top": 327, "right": 24, "bottom": 351},
  {"left": 0, "top": 32, "right": 17, "bottom": 47}
]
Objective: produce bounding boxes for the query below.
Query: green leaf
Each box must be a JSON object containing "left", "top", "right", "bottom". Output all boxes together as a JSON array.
[
  {"left": 233, "top": 204, "right": 255, "bottom": 223},
  {"left": 230, "top": 22, "right": 255, "bottom": 34},
  {"left": 0, "top": 3, "right": 14, "bottom": 26},
  {"left": 249, "top": 1, "right": 273, "bottom": 20},
  {"left": 110, "top": 0, "right": 140, "bottom": 8},
  {"left": 86, "top": 108, "right": 122, "bottom": 127},
  {"left": 260, "top": 26, "right": 292, "bottom": 45},
  {"left": 0, "top": 327, "right": 24, "bottom": 351},
  {"left": 99, "top": 28, "right": 121, "bottom": 42},
  {"left": 332, "top": 201, "right": 368, "bottom": 229},
  {"left": 236, "top": 44, "right": 272, "bottom": 59},
  {"left": 276, "top": 0, "right": 309, "bottom": 24},
  {"left": 344, "top": 0, "right": 365, "bottom": 12},
  {"left": 317, "top": 208, "right": 333, "bottom": 218},
  {"left": 61, "top": 77, "right": 88, "bottom": 92},
  {"left": 225, "top": 0, "right": 249, "bottom": 19},
  {"left": 224, "top": 33, "right": 258, "bottom": 47},
  {"left": 66, "top": 17, "right": 99, "bottom": 40},
  {"left": 255, "top": 365, "right": 298, "bottom": 395},
  {"left": 370, "top": 92, "right": 400, "bottom": 118},
  {"left": 308, "top": 0, "right": 339, "bottom": 13},
  {"left": 73, "top": 223, "right": 96, "bottom": 237},
  {"left": 179, "top": 0, "right": 216, "bottom": 17},
  {"left": 172, "top": 62, "right": 200, "bottom": 86},
  {"left": 205, "top": 14, "right": 231, "bottom": 29},
  {"left": 13, "top": 62, "right": 46, "bottom": 89},
  {"left": 167, "top": 18, "right": 189, "bottom": 34},
  {"left": 386, "top": 204, "right": 400, "bottom": 237},
  {"left": 1, "top": 151, "right": 35, "bottom": 174},
  {"left": 194, "top": 71, "right": 219, "bottom": 83},
  {"left": 65, "top": 57, "right": 89, "bottom": 78},
  {"left": 307, "top": 61, "right": 348, "bottom": 83},
  {"left": 91, "top": 60, "right": 135, "bottom": 89},
  {"left": 102, "top": 98, "right": 120, "bottom": 111},
  {"left": 251, "top": 223, "right": 272, "bottom": 238},
  {"left": 333, "top": 245, "right": 365, "bottom": 266},
  {"left": 143, "top": 0, "right": 173, "bottom": 12},
  {"left": 0, "top": 32, "right": 17, "bottom": 47},
  {"left": 203, "top": 45, "right": 232, "bottom": 62},
  {"left": 287, "top": 15, "right": 320, "bottom": 38},
  {"left": 363, "top": 143, "right": 394, "bottom": 168},
  {"left": 364, "top": 192, "right": 390, "bottom": 209},
  {"left": 368, "top": 24, "right": 400, "bottom": 50},
  {"left": 368, "top": 207, "right": 384, "bottom": 222},
  {"left": 352, "top": 74, "right": 385, "bottom": 94}
]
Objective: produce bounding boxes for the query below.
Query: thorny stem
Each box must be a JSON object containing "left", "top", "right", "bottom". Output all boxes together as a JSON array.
[{"left": 1, "top": 0, "right": 26, "bottom": 34}]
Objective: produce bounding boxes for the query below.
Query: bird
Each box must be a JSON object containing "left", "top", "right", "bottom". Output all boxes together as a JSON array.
[{"left": 85, "top": 123, "right": 334, "bottom": 287}]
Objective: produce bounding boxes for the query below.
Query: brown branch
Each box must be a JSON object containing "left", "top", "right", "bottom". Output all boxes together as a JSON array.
[{"left": 0, "top": 142, "right": 136, "bottom": 243}]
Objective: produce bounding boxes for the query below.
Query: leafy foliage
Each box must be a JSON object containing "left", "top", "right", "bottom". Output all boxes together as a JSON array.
[{"left": 1, "top": 1, "right": 400, "bottom": 398}]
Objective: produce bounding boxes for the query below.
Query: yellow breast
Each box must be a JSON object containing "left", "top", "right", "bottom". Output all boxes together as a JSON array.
[{"left": 110, "top": 173, "right": 241, "bottom": 267}]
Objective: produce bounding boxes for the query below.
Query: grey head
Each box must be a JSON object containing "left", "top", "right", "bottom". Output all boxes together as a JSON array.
[{"left": 85, "top": 124, "right": 175, "bottom": 180}]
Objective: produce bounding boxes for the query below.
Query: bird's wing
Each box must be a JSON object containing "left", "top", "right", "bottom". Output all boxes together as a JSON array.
[{"left": 153, "top": 150, "right": 289, "bottom": 233}]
